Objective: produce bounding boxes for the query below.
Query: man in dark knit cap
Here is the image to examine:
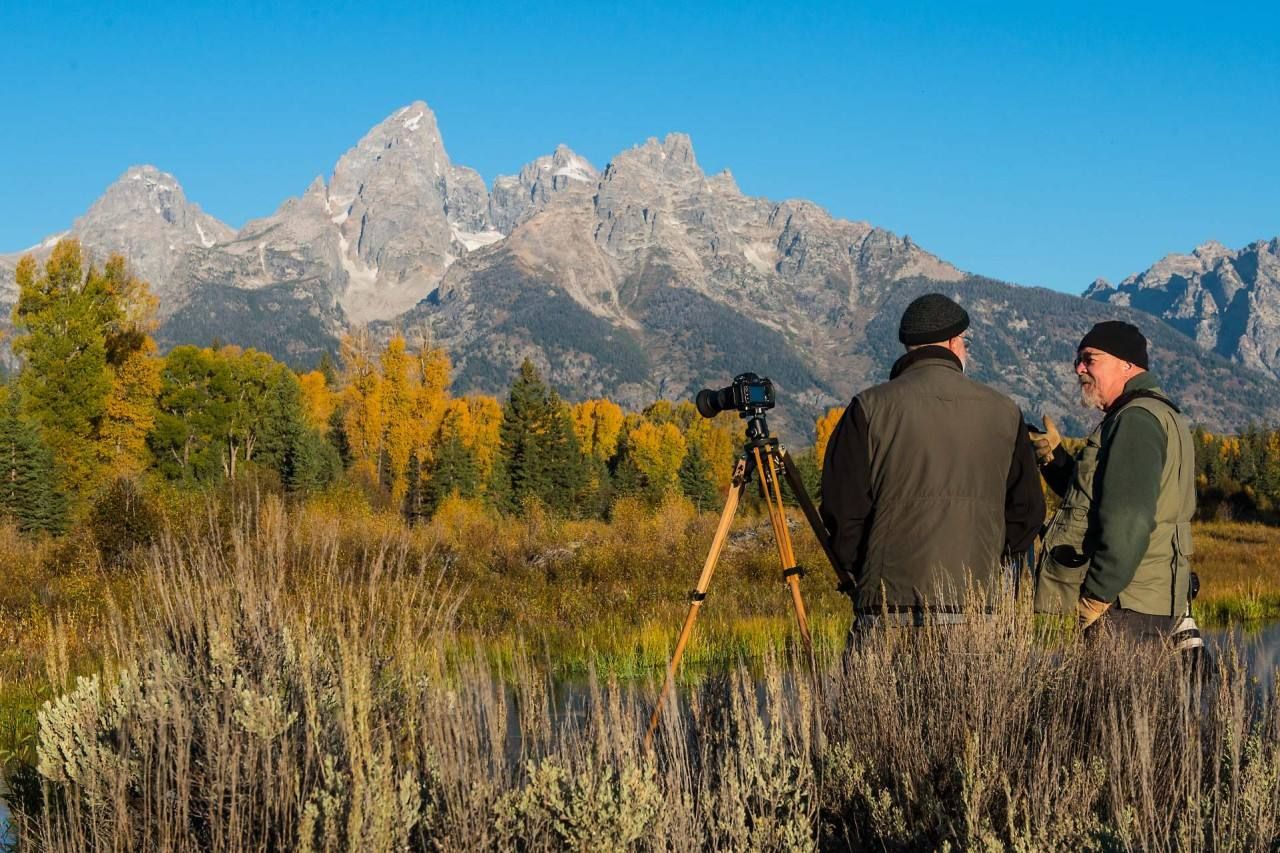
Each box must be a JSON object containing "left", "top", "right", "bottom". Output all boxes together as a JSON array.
[
  {"left": 820, "top": 293, "right": 1044, "bottom": 631},
  {"left": 1031, "top": 321, "right": 1201, "bottom": 650}
]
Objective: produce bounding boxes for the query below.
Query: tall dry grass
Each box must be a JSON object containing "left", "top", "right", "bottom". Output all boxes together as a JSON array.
[{"left": 5, "top": 494, "right": 1280, "bottom": 850}]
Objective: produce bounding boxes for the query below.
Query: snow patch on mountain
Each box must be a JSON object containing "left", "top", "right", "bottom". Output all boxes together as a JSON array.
[{"left": 450, "top": 226, "right": 504, "bottom": 252}]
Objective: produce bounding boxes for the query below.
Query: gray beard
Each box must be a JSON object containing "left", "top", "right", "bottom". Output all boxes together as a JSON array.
[{"left": 1079, "top": 381, "right": 1105, "bottom": 411}]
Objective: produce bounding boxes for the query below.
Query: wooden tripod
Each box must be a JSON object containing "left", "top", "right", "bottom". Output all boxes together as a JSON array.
[{"left": 644, "top": 417, "right": 852, "bottom": 748}]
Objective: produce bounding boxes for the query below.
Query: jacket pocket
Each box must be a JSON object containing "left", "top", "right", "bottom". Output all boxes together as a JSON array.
[
  {"left": 1174, "top": 521, "right": 1194, "bottom": 556},
  {"left": 1035, "top": 524, "right": 1091, "bottom": 615}
]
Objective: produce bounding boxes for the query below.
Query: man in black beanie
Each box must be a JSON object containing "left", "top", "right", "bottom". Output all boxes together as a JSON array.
[
  {"left": 820, "top": 293, "right": 1044, "bottom": 633},
  {"left": 1031, "top": 321, "right": 1201, "bottom": 654}
]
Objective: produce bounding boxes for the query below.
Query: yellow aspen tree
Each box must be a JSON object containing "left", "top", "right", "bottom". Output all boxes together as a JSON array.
[
  {"left": 380, "top": 335, "right": 416, "bottom": 504},
  {"left": 99, "top": 336, "right": 162, "bottom": 478},
  {"left": 461, "top": 395, "right": 502, "bottom": 481},
  {"left": 685, "top": 413, "right": 738, "bottom": 488},
  {"left": 641, "top": 399, "right": 677, "bottom": 425},
  {"left": 815, "top": 407, "right": 845, "bottom": 466},
  {"left": 339, "top": 330, "right": 385, "bottom": 483},
  {"left": 571, "top": 399, "right": 625, "bottom": 463},
  {"left": 411, "top": 341, "right": 452, "bottom": 461},
  {"left": 628, "top": 421, "right": 687, "bottom": 496},
  {"left": 298, "top": 371, "right": 335, "bottom": 432}
]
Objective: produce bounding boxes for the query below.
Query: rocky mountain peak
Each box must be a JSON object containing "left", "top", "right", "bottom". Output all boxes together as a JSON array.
[
  {"left": 76, "top": 165, "right": 232, "bottom": 243},
  {"left": 1193, "top": 239, "right": 1231, "bottom": 260},
  {"left": 328, "top": 102, "right": 450, "bottom": 206},
  {"left": 489, "top": 145, "right": 599, "bottom": 234},
  {"left": 54, "top": 165, "right": 235, "bottom": 299},
  {"left": 1088, "top": 237, "right": 1280, "bottom": 379},
  {"left": 608, "top": 133, "right": 703, "bottom": 183},
  {"left": 1083, "top": 277, "right": 1113, "bottom": 298}
]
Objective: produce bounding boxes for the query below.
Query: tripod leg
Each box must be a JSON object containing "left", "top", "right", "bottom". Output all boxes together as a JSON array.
[
  {"left": 645, "top": 456, "right": 749, "bottom": 748},
  {"left": 779, "top": 449, "right": 856, "bottom": 596},
  {"left": 754, "top": 447, "right": 814, "bottom": 655}
]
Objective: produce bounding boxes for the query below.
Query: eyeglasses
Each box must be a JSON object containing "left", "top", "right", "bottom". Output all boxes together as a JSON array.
[{"left": 1074, "top": 351, "right": 1104, "bottom": 369}]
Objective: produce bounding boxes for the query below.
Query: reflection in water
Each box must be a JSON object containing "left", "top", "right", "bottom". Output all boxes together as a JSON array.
[
  {"left": 0, "top": 782, "right": 10, "bottom": 852},
  {"left": 1203, "top": 620, "right": 1280, "bottom": 693}
]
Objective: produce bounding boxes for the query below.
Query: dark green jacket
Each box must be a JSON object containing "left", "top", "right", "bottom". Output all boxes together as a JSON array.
[
  {"left": 820, "top": 347, "right": 1044, "bottom": 615},
  {"left": 1036, "top": 372, "right": 1196, "bottom": 614}
]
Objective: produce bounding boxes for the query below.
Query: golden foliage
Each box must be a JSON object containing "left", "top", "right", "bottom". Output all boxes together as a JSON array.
[
  {"left": 98, "top": 336, "right": 162, "bottom": 478},
  {"left": 380, "top": 336, "right": 416, "bottom": 504},
  {"left": 339, "top": 330, "right": 385, "bottom": 482},
  {"left": 626, "top": 421, "right": 687, "bottom": 495},
  {"left": 298, "top": 372, "right": 335, "bottom": 432},
  {"left": 815, "top": 406, "right": 844, "bottom": 467},
  {"left": 571, "top": 399, "right": 625, "bottom": 463}
]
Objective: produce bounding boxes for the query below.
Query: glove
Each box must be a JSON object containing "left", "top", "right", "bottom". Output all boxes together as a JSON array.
[
  {"left": 1030, "top": 414, "right": 1061, "bottom": 466},
  {"left": 1076, "top": 597, "right": 1110, "bottom": 631}
]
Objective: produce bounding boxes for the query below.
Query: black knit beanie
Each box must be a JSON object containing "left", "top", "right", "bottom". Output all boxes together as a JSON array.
[
  {"left": 898, "top": 293, "right": 970, "bottom": 345},
  {"left": 1078, "top": 321, "right": 1148, "bottom": 369}
]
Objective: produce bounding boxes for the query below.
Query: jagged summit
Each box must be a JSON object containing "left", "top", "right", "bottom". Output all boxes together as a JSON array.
[
  {"left": 1083, "top": 277, "right": 1113, "bottom": 298},
  {"left": 1088, "top": 237, "right": 1280, "bottom": 379},
  {"left": 0, "top": 165, "right": 236, "bottom": 306}
]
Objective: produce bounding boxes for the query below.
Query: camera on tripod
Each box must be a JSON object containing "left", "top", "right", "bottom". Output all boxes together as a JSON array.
[{"left": 695, "top": 372, "right": 775, "bottom": 418}]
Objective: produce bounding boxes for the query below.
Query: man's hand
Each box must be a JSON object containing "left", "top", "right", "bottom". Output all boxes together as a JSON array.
[
  {"left": 1030, "top": 414, "right": 1061, "bottom": 465},
  {"left": 1076, "top": 597, "right": 1110, "bottom": 631}
]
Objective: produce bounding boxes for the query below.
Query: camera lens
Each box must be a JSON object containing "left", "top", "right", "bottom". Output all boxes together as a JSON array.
[{"left": 695, "top": 387, "right": 733, "bottom": 418}]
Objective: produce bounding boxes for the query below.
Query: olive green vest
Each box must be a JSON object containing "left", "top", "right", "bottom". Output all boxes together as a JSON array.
[{"left": 1034, "top": 394, "right": 1196, "bottom": 616}]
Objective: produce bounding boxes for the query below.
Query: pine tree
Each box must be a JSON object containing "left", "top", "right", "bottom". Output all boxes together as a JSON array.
[
  {"left": 423, "top": 435, "right": 481, "bottom": 514},
  {"left": 285, "top": 428, "right": 341, "bottom": 494},
  {"left": 0, "top": 396, "right": 68, "bottom": 534},
  {"left": 496, "top": 359, "right": 587, "bottom": 513},
  {"left": 402, "top": 451, "right": 427, "bottom": 524},
  {"left": 316, "top": 351, "right": 338, "bottom": 387},
  {"left": 678, "top": 442, "right": 718, "bottom": 510}
]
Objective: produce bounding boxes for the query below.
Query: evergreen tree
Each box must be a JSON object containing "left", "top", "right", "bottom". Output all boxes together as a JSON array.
[
  {"left": 316, "top": 351, "right": 338, "bottom": 387},
  {"left": 678, "top": 442, "right": 718, "bottom": 510},
  {"left": 422, "top": 435, "right": 481, "bottom": 514},
  {"left": 285, "top": 428, "right": 341, "bottom": 494},
  {"left": 496, "top": 359, "right": 587, "bottom": 513},
  {"left": 0, "top": 396, "right": 68, "bottom": 534},
  {"left": 402, "top": 451, "right": 427, "bottom": 525}
]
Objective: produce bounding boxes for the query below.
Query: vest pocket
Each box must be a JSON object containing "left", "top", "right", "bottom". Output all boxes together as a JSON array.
[
  {"left": 1034, "top": 510, "right": 1092, "bottom": 615},
  {"left": 1034, "top": 544, "right": 1090, "bottom": 614}
]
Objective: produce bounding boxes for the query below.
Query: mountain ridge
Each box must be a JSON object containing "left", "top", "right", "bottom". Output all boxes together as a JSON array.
[{"left": 2, "top": 100, "right": 1278, "bottom": 437}]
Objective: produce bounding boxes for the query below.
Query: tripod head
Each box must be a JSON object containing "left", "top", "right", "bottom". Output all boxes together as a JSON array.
[{"left": 743, "top": 412, "right": 773, "bottom": 447}]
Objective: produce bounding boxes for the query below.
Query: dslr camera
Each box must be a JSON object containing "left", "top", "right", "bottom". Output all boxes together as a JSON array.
[{"left": 695, "top": 373, "right": 775, "bottom": 418}]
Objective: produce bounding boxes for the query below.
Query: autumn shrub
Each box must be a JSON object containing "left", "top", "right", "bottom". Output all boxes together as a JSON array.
[{"left": 86, "top": 477, "right": 162, "bottom": 569}]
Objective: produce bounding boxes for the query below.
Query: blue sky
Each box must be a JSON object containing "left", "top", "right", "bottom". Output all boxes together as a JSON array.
[{"left": 2, "top": 1, "right": 1276, "bottom": 293}]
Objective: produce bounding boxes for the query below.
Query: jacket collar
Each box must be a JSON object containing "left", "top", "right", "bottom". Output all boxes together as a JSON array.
[
  {"left": 889, "top": 345, "right": 963, "bottom": 380},
  {"left": 1105, "top": 371, "right": 1177, "bottom": 415}
]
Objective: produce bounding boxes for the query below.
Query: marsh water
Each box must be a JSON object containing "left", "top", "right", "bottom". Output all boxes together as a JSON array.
[
  {"left": 1204, "top": 619, "right": 1280, "bottom": 693},
  {"left": 0, "top": 782, "right": 10, "bottom": 852}
]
